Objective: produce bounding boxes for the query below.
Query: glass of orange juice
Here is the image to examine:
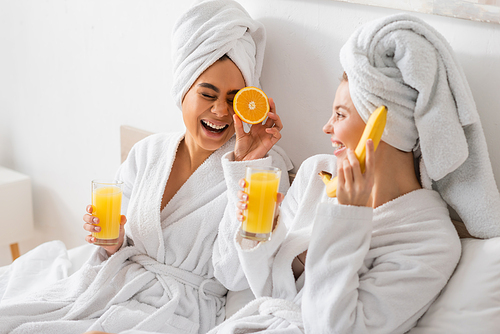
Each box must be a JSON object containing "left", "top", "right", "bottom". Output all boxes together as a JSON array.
[
  {"left": 240, "top": 166, "right": 281, "bottom": 242},
  {"left": 91, "top": 180, "right": 123, "bottom": 246}
]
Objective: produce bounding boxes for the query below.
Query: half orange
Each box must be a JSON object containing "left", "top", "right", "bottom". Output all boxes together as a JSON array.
[{"left": 233, "top": 86, "right": 270, "bottom": 124}]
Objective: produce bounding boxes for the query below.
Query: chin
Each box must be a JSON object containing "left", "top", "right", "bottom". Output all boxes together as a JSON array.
[{"left": 200, "top": 134, "right": 232, "bottom": 152}]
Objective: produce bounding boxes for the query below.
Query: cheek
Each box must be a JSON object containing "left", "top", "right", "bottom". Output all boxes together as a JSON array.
[
  {"left": 227, "top": 123, "right": 236, "bottom": 136},
  {"left": 334, "top": 122, "right": 348, "bottom": 138},
  {"left": 182, "top": 97, "right": 207, "bottom": 122},
  {"left": 182, "top": 104, "right": 201, "bottom": 133},
  {"left": 336, "top": 123, "right": 359, "bottom": 149}
]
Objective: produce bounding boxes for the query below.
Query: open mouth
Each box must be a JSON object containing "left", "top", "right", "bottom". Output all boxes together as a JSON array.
[
  {"left": 201, "top": 119, "right": 229, "bottom": 133},
  {"left": 332, "top": 142, "right": 345, "bottom": 153}
]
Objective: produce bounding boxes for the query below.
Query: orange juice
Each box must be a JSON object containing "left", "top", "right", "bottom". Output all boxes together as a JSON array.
[
  {"left": 241, "top": 167, "right": 281, "bottom": 241},
  {"left": 91, "top": 184, "right": 122, "bottom": 245}
]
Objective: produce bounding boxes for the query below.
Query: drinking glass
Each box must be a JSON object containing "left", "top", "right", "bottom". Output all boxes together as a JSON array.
[
  {"left": 91, "top": 180, "right": 123, "bottom": 246},
  {"left": 240, "top": 166, "right": 281, "bottom": 242}
]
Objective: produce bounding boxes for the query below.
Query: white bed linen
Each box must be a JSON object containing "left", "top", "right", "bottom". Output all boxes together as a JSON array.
[
  {"left": 0, "top": 240, "right": 86, "bottom": 303},
  {"left": 1, "top": 226, "right": 499, "bottom": 333},
  {"left": 0, "top": 242, "right": 255, "bottom": 319}
]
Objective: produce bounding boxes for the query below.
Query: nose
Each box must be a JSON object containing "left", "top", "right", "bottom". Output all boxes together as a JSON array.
[
  {"left": 323, "top": 115, "right": 334, "bottom": 135},
  {"left": 211, "top": 99, "right": 230, "bottom": 117}
]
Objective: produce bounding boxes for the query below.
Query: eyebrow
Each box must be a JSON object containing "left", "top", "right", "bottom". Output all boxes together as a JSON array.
[
  {"left": 335, "top": 104, "right": 350, "bottom": 111},
  {"left": 197, "top": 83, "right": 240, "bottom": 95},
  {"left": 198, "top": 83, "right": 219, "bottom": 93}
]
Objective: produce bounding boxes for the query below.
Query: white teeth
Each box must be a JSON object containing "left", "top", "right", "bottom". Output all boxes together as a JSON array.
[
  {"left": 332, "top": 142, "right": 344, "bottom": 151},
  {"left": 202, "top": 120, "right": 227, "bottom": 130}
]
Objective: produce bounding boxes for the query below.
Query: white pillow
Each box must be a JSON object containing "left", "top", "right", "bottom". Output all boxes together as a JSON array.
[{"left": 409, "top": 237, "right": 500, "bottom": 333}]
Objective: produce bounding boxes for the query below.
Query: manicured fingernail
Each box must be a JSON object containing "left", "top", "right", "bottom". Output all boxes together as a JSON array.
[
  {"left": 93, "top": 217, "right": 98, "bottom": 223},
  {"left": 95, "top": 227, "right": 101, "bottom": 232},
  {"left": 239, "top": 179, "right": 245, "bottom": 187},
  {"left": 242, "top": 194, "right": 248, "bottom": 201}
]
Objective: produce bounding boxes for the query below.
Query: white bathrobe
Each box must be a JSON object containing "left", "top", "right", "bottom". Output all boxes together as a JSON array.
[
  {"left": 0, "top": 132, "right": 292, "bottom": 334},
  {"left": 210, "top": 154, "right": 461, "bottom": 334}
]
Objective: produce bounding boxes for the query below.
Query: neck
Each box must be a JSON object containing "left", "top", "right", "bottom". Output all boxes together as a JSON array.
[
  {"left": 179, "top": 134, "right": 214, "bottom": 174},
  {"left": 367, "top": 142, "right": 422, "bottom": 208}
]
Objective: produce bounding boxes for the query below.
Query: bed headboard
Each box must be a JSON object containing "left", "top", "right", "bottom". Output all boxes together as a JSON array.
[{"left": 120, "top": 125, "right": 154, "bottom": 163}]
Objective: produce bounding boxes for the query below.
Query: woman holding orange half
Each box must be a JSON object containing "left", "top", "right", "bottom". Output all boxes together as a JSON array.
[{"left": 0, "top": 1, "right": 292, "bottom": 333}]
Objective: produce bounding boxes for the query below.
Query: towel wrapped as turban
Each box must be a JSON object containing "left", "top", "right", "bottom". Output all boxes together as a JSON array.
[
  {"left": 340, "top": 14, "right": 500, "bottom": 238},
  {"left": 171, "top": 0, "right": 266, "bottom": 110}
]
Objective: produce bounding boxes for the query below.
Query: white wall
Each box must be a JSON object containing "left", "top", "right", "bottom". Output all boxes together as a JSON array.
[{"left": 1, "top": 0, "right": 499, "bottom": 266}]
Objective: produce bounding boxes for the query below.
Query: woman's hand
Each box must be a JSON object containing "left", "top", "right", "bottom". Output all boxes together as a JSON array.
[
  {"left": 235, "top": 178, "right": 284, "bottom": 249},
  {"left": 233, "top": 97, "right": 283, "bottom": 161},
  {"left": 83, "top": 205, "right": 127, "bottom": 257},
  {"left": 337, "top": 139, "right": 375, "bottom": 207},
  {"left": 235, "top": 178, "right": 284, "bottom": 229}
]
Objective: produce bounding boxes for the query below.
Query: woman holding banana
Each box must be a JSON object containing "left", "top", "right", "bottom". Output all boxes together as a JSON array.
[{"left": 210, "top": 13, "right": 500, "bottom": 334}]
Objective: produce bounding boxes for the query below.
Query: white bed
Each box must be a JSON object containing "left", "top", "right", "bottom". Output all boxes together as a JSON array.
[{"left": 1, "top": 125, "right": 499, "bottom": 332}]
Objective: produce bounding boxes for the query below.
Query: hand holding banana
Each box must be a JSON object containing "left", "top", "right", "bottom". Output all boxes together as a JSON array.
[{"left": 319, "top": 105, "right": 387, "bottom": 198}]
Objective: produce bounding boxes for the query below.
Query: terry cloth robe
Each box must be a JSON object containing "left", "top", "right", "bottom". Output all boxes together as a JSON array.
[
  {"left": 210, "top": 154, "right": 461, "bottom": 334},
  {"left": 0, "top": 132, "right": 292, "bottom": 334}
]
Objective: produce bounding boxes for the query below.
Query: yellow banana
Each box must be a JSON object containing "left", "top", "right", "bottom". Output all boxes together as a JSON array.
[
  {"left": 319, "top": 105, "right": 388, "bottom": 197},
  {"left": 318, "top": 171, "right": 338, "bottom": 197},
  {"left": 354, "top": 105, "right": 387, "bottom": 173}
]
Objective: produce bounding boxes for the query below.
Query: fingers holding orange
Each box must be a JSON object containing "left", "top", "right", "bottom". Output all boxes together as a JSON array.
[
  {"left": 233, "top": 114, "right": 245, "bottom": 138},
  {"left": 264, "top": 98, "right": 282, "bottom": 129}
]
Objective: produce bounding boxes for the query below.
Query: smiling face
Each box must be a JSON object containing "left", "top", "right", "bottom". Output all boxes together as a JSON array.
[
  {"left": 181, "top": 57, "right": 246, "bottom": 154},
  {"left": 323, "top": 80, "right": 366, "bottom": 165}
]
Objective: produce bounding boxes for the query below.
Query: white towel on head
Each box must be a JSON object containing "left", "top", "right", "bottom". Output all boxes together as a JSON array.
[
  {"left": 340, "top": 14, "right": 500, "bottom": 238},
  {"left": 171, "top": 0, "right": 266, "bottom": 110}
]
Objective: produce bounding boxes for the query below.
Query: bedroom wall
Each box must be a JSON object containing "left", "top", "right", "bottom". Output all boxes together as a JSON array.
[{"left": 0, "top": 0, "right": 499, "bottom": 266}]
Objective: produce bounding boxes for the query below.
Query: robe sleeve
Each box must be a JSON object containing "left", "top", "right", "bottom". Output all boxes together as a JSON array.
[
  {"left": 212, "top": 149, "right": 291, "bottom": 291},
  {"left": 301, "top": 201, "right": 461, "bottom": 334},
  {"left": 113, "top": 140, "right": 141, "bottom": 249},
  {"left": 232, "top": 218, "right": 288, "bottom": 297},
  {"left": 235, "top": 158, "right": 309, "bottom": 297},
  {"left": 115, "top": 144, "right": 140, "bottom": 217}
]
